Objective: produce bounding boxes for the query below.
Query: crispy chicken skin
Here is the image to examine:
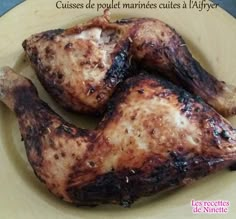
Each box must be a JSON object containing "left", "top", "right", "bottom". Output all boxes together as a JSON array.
[
  {"left": 22, "top": 13, "right": 131, "bottom": 114},
  {"left": 23, "top": 12, "right": 236, "bottom": 116},
  {"left": 1, "top": 67, "right": 236, "bottom": 207}
]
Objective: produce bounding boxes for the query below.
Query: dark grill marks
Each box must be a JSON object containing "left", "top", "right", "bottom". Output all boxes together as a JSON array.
[
  {"left": 41, "top": 29, "right": 64, "bottom": 40},
  {"left": 169, "top": 45, "right": 223, "bottom": 99},
  {"left": 55, "top": 123, "right": 89, "bottom": 138},
  {"left": 66, "top": 152, "right": 225, "bottom": 207},
  {"left": 13, "top": 83, "right": 63, "bottom": 161},
  {"left": 13, "top": 84, "right": 38, "bottom": 117},
  {"left": 104, "top": 41, "right": 131, "bottom": 88},
  {"left": 13, "top": 87, "right": 50, "bottom": 163}
]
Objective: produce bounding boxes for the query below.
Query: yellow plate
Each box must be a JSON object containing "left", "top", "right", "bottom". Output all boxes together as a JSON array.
[{"left": 0, "top": 0, "right": 236, "bottom": 218}]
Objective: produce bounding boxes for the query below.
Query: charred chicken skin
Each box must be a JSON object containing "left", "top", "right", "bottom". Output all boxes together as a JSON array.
[
  {"left": 23, "top": 12, "right": 236, "bottom": 116},
  {"left": 1, "top": 67, "right": 236, "bottom": 207}
]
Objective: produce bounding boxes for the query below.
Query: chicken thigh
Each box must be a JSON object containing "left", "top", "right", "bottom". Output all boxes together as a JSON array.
[
  {"left": 23, "top": 11, "right": 236, "bottom": 116},
  {"left": 1, "top": 67, "right": 236, "bottom": 206}
]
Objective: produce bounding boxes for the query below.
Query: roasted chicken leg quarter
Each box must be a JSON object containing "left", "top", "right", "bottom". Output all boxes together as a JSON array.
[
  {"left": 23, "top": 11, "right": 236, "bottom": 116},
  {"left": 1, "top": 67, "right": 236, "bottom": 207}
]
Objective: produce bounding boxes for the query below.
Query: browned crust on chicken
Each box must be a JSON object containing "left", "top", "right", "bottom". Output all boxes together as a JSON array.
[
  {"left": 127, "top": 18, "right": 222, "bottom": 94},
  {"left": 68, "top": 153, "right": 225, "bottom": 207},
  {"left": 23, "top": 13, "right": 236, "bottom": 116},
  {"left": 1, "top": 67, "right": 236, "bottom": 206},
  {"left": 22, "top": 14, "right": 132, "bottom": 114}
]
